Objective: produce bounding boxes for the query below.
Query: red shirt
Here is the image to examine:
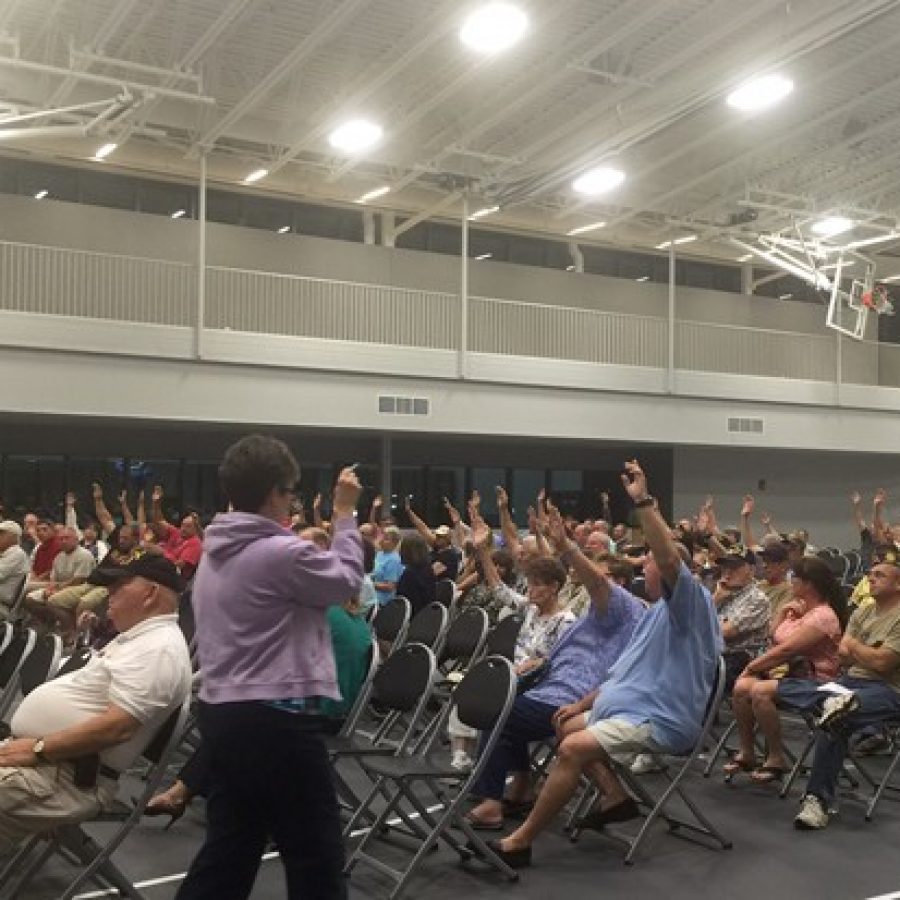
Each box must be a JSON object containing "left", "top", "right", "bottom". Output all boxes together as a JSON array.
[
  {"left": 159, "top": 524, "right": 183, "bottom": 562},
  {"left": 32, "top": 537, "right": 61, "bottom": 577},
  {"left": 175, "top": 536, "right": 203, "bottom": 574}
]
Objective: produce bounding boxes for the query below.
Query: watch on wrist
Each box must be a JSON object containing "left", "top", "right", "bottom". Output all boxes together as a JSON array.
[
  {"left": 633, "top": 495, "right": 655, "bottom": 509},
  {"left": 32, "top": 738, "right": 48, "bottom": 763}
]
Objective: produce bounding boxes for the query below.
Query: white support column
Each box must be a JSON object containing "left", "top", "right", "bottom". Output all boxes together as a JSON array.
[
  {"left": 741, "top": 262, "right": 753, "bottom": 295},
  {"left": 459, "top": 194, "right": 469, "bottom": 380},
  {"left": 380, "top": 434, "right": 392, "bottom": 504},
  {"left": 381, "top": 212, "right": 395, "bottom": 247},
  {"left": 835, "top": 329, "right": 843, "bottom": 406},
  {"left": 568, "top": 242, "right": 584, "bottom": 273},
  {"left": 667, "top": 242, "right": 676, "bottom": 393},
  {"left": 195, "top": 152, "right": 207, "bottom": 360},
  {"left": 362, "top": 209, "right": 375, "bottom": 245}
]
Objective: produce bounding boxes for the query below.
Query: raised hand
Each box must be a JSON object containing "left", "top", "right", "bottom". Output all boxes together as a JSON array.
[
  {"left": 117, "top": 489, "right": 127, "bottom": 505},
  {"left": 470, "top": 489, "right": 481, "bottom": 511},
  {"left": 333, "top": 467, "right": 362, "bottom": 517},
  {"left": 151, "top": 484, "right": 163, "bottom": 503},
  {"left": 313, "top": 493, "right": 322, "bottom": 509},
  {"left": 874, "top": 488, "right": 887, "bottom": 508},
  {"left": 620, "top": 459, "right": 649, "bottom": 503},
  {"left": 470, "top": 512, "right": 492, "bottom": 551},
  {"left": 740, "top": 494, "right": 755, "bottom": 517},
  {"left": 496, "top": 485, "right": 509, "bottom": 508},
  {"left": 372, "top": 494, "right": 383, "bottom": 509},
  {"left": 65, "top": 491, "right": 76, "bottom": 507},
  {"left": 444, "top": 497, "right": 461, "bottom": 525},
  {"left": 91, "top": 481, "right": 103, "bottom": 500},
  {"left": 544, "top": 503, "right": 571, "bottom": 555},
  {"left": 850, "top": 491, "right": 861, "bottom": 506},
  {"left": 760, "top": 511, "right": 772, "bottom": 528},
  {"left": 527, "top": 505, "right": 539, "bottom": 535},
  {"left": 599, "top": 490, "right": 610, "bottom": 504}
]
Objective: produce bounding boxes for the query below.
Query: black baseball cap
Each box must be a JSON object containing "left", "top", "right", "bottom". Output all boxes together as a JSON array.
[
  {"left": 714, "top": 545, "right": 756, "bottom": 567},
  {"left": 88, "top": 550, "right": 184, "bottom": 593}
]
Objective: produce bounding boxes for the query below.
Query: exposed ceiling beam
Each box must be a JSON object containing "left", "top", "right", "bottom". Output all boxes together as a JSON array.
[
  {"left": 391, "top": 191, "right": 462, "bottom": 238},
  {"left": 192, "top": 0, "right": 368, "bottom": 153}
]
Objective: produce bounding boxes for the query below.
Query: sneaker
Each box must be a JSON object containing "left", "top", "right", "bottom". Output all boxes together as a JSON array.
[
  {"left": 451, "top": 750, "right": 474, "bottom": 773},
  {"left": 794, "top": 794, "right": 829, "bottom": 830},
  {"left": 816, "top": 692, "right": 860, "bottom": 732},
  {"left": 630, "top": 753, "right": 664, "bottom": 775},
  {"left": 853, "top": 731, "right": 891, "bottom": 756}
]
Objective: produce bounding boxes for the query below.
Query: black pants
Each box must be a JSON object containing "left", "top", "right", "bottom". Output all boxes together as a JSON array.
[{"left": 176, "top": 701, "right": 347, "bottom": 900}]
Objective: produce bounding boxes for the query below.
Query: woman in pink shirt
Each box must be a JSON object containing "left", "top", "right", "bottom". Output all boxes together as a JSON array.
[{"left": 725, "top": 556, "right": 846, "bottom": 783}]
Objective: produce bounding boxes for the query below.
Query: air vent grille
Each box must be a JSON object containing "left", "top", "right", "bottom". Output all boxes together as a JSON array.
[
  {"left": 727, "top": 416, "right": 764, "bottom": 434},
  {"left": 378, "top": 395, "right": 430, "bottom": 416}
]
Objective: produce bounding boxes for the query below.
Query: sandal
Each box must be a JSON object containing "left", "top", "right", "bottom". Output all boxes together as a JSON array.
[
  {"left": 722, "top": 756, "right": 755, "bottom": 776},
  {"left": 453, "top": 813, "right": 504, "bottom": 831},
  {"left": 750, "top": 765, "right": 787, "bottom": 784}
]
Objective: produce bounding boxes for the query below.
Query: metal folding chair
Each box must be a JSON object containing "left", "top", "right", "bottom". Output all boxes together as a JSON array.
[
  {"left": 344, "top": 655, "right": 518, "bottom": 899},
  {"left": 569, "top": 656, "right": 732, "bottom": 864},
  {"left": 403, "top": 602, "right": 449, "bottom": 655},
  {"left": 0, "top": 627, "right": 37, "bottom": 720},
  {"left": 483, "top": 611, "right": 524, "bottom": 662},
  {"left": 435, "top": 578, "right": 455, "bottom": 610},
  {"left": 374, "top": 596, "right": 412, "bottom": 649},
  {"left": 4, "top": 575, "right": 28, "bottom": 623},
  {"left": 852, "top": 720, "right": 900, "bottom": 820},
  {"left": 0, "top": 694, "right": 192, "bottom": 900}
]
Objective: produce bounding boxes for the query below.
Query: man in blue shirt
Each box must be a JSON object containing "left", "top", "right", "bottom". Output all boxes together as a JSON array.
[
  {"left": 372, "top": 527, "right": 403, "bottom": 606},
  {"left": 465, "top": 516, "right": 645, "bottom": 830},
  {"left": 489, "top": 460, "right": 723, "bottom": 868}
]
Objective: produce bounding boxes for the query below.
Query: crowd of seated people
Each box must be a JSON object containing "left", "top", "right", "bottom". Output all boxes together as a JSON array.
[{"left": 0, "top": 465, "right": 898, "bottom": 881}]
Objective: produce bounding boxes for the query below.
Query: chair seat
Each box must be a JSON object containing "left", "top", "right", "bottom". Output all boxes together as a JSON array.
[
  {"left": 363, "top": 752, "right": 466, "bottom": 781},
  {"left": 326, "top": 734, "right": 397, "bottom": 758}
]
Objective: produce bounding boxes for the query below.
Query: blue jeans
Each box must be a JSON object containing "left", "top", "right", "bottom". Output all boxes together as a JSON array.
[
  {"left": 777, "top": 676, "right": 900, "bottom": 804},
  {"left": 472, "top": 695, "right": 557, "bottom": 800}
]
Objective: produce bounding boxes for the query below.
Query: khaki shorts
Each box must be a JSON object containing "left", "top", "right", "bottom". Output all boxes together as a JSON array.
[
  {"left": 47, "top": 584, "right": 109, "bottom": 612},
  {"left": 585, "top": 717, "right": 659, "bottom": 763}
]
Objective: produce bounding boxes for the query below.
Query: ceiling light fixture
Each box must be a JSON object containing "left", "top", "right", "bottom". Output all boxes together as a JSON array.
[
  {"left": 33, "top": 189, "right": 48, "bottom": 200},
  {"left": 656, "top": 234, "right": 697, "bottom": 250},
  {"left": 636, "top": 275, "right": 650, "bottom": 282},
  {"left": 469, "top": 205, "right": 500, "bottom": 220},
  {"left": 566, "top": 221, "right": 607, "bottom": 236},
  {"left": 845, "top": 231, "right": 900, "bottom": 250},
  {"left": 822, "top": 260, "right": 855, "bottom": 270},
  {"left": 726, "top": 73, "right": 794, "bottom": 112},
  {"left": 736, "top": 253, "right": 753, "bottom": 262},
  {"left": 243, "top": 168, "right": 268, "bottom": 184},
  {"left": 779, "top": 293, "right": 793, "bottom": 301},
  {"left": 812, "top": 216, "right": 854, "bottom": 238},
  {"left": 93, "top": 142, "right": 117, "bottom": 160},
  {"left": 328, "top": 119, "right": 383, "bottom": 155},
  {"left": 572, "top": 166, "right": 625, "bottom": 197},
  {"left": 171, "top": 209, "right": 186, "bottom": 219},
  {"left": 277, "top": 225, "right": 291, "bottom": 234},
  {"left": 459, "top": 3, "right": 528, "bottom": 54},
  {"left": 356, "top": 185, "right": 390, "bottom": 203},
  {"left": 475, "top": 252, "right": 492, "bottom": 260},
  {"left": 565, "top": 265, "right": 576, "bottom": 271},
  {"left": 881, "top": 275, "right": 900, "bottom": 283}
]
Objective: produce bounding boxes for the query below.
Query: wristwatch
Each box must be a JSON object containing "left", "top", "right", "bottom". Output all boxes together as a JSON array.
[
  {"left": 32, "top": 738, "right": 49, "bottom": 763},
  {"left": 633, "top": 495, "right": 655, "bottom": 509}
]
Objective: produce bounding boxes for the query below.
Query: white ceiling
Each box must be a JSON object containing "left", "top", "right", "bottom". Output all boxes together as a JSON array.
[{"left": 2, "top": 0, "right": 900, "bottom": 269}]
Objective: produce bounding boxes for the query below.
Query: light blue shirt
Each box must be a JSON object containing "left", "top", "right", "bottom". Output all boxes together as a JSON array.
[
  {"left": 359, "top": 574, "right": 377, "bottom": 611},
  {"left": 590, "top": 563, "right": 724, "bottom": 753},
  {"left": 527, "top": 585, "right": 645, "bottom": 708},
  {"left": 373, "top": 550, "right": 404, "bottom": 606}
]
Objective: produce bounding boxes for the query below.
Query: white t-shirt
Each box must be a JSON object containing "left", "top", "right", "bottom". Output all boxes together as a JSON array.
[
  {"left": 11, "top": 615, "right": 192, "bottom": 772},
  {"left": 50, "top": 546, "right": 96, "bottom": 583},
  {"left": 0, "top": 545, "right": 29, "bottom": 605}
]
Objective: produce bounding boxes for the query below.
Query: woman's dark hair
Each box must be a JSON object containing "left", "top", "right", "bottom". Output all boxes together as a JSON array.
[
  {"left": 492, "top": 549, "right": 517, "bottom": 587},
  {"left": 400, "top": 532, "right": 431, "bottom": 569},
  {"left": 219, "top": 434, "right": 299, "bottom": 513},
  {"left": 362, "top": 538, "right": 377, "bottom": 575},
  {"left": 792, "top": 556, "right": 848, "bottom": 629},
  {"left": 526, "top": 556, "right": 567, "bottom": 591}
]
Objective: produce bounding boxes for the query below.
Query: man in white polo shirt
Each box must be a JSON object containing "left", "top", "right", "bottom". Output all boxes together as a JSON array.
[
  {"left": 0, "top": 553, "right": 192, "bottom": 853},
  {"left": 0, "top": 521, "right": 29, "bottom": 615}
]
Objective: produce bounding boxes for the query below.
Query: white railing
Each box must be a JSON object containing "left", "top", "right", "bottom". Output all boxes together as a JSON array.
[
  {"left": 469, "top": 296, "right": 667, "bottom": 368},
  {"left": 0, "top": 241, "right": 194, "bottom": 326}
]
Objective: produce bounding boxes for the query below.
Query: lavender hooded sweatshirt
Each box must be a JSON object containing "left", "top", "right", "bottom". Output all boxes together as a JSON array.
[{"left": 193, "top": 512, "right": 364, "bottom": 704}]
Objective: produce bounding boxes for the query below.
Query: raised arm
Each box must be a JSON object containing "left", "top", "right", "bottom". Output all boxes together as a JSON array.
[
  {"left": 621, "top": 460, "right": 682, "bottom": 591},
  {"left": 151, "top": 484, "right": 170, "bottom": 528},
  {"left": 850, "top": 491, "right": 867, "bottom": 534},
  {"left": 496, "top": 486, "right": 521, "bottom": 557},
  {"left": 64, "top": 492, "right": 81, "bottom": 537},
  {"left": 404, "top": 498, "right": 436, "bottom": 546},
  {"left": 443, "top": 497, "right": 467, "bottom": 549},
  {"left": 313, "top": 493, "right": 324, "bottom": 530},
  {"left": 760, "top": 510, "right": 778, "bottom": 537},
  {"left": 92, "top": 482, "right": 115, "bottom": 536},
  {"left": 873, "top": 488, "right": 888, "bottom": 543},
  {"left": 740, "top": 494, "right": 757, "bottom": 548},
  {"left": 136, "top": 489, "right": 146, "bottom": 528},
  {"left": 117, "top": 488, "right": 134, "bottom": 526},
  {"left": 545, "top": 503, "right": 609, "bottom": 612},
  {"left": 599, "top": 490, "right": 611, "bottom": 525},
  {"left": 369, "top": 494, "right": 383, "bottom": 527},
  {"left": 528, "top": 506, "right": 551, "bottom": 558}
]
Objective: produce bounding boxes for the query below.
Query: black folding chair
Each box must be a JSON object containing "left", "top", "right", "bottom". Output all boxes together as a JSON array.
[
  {"left": 54, "top": 646, "right": 94, "bottom": 679},
  {"left": 4, "top": 575, "right": 28, "bottom": 623},
  {"left": 0, "top": 627, "right": 37, "bottom": 720},
  {"left": 403, "top": 602, "right": 449, "bottom": 655},
  {"left": 569, "top": 656, "right": 732, "bottom": 864},
  {"left": 344, "top": 655, "right": 518, "bottom": 899},
  {"left": 483, "top": 611, "right": 524, "bottom": 661},
  {"left": 438, "top": 606, "right": 489, "bottom": 676},
  {"left": 850, "top": 719, "right": 900, "bottom": 820},
  {"left": 373, "top": 596, "right": 412, "bottom": 648},
  {"left": 435, "top": 578, "right": 455, "bottom": 609},
  {"left": 0, "top": 695, "right": 192, "bottom": 900},
  {"left": 17, "top": 633, "right": 63, "bottom": 696}
]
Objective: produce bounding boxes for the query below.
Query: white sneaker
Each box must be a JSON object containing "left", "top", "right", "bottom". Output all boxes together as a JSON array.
[
  {"left": 451, "top": 750, "right": 474, "bottom": 773},
  {"left": 816, "top": 692, "right": 860, "bottom": 732},
  {"left": 630, "top": 753, "right": 664, "bottom": 775},
  {"left": 794, "top": 794, "right": 829, "bottom": 830}
]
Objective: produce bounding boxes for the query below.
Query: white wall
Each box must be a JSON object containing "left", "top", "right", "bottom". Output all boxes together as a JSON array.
[{"left": 674, "top": 446, "right": 900, "bottom": 549}]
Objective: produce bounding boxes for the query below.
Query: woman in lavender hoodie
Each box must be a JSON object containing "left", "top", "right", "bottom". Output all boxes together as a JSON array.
[{"left": 177, "top": 435, "right": 363, "bottom": 900}]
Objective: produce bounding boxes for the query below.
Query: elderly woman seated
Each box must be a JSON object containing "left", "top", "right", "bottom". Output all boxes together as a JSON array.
[{"left": 725, "top": 557, "right": 846, "bottom": 783}]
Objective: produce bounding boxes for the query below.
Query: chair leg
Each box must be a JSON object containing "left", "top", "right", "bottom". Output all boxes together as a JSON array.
[
  {"left": 865, "top": 748, "right": 900, "bottom": 821},
  {"left": 780, "top": 734, "right": 815, "bottom": 799},
  {"left": 704, "top": 719, "right": 736, "bottom": 777},
  {"left": 0, "top": 834, "right": 41, "bottom": 889}
]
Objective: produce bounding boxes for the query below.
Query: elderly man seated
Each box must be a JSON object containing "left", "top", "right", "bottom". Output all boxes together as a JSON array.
[
  {"left": 0, "top": 554, "right": 192, "bottom": 854},
  {"left": 464, "top": 509, "right": 645, "bottom": 831},
  {"left": 485, "top": 461, "right": 723, "bottom": 868},
  {"left": 0, "top": 521, "right": 29, "bottom": 616}
]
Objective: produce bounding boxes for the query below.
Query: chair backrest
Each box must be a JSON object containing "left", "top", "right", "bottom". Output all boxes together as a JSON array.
[
  {"left": 453, "top": 655, "right": 517, "bottom": 732},
  {"left": 0, "top": 628, "right": 35, "bottom": 689},
  {"left": 140, "top": 695, "right": 193, "bottom": 767},
  {"left": 371, "top": 642, "right": 435, "bottom": 713},
  {"left": 434, "top": 579, "right": 455, "bottom": 608},
  {"left": 438, "top": 606, "right": 488, "bottom": 667},
  {"left": 373, "top": 596, "right": 411, "bottom": 644},
  {"left": 5, "top": 575, "right": 27, "bottom": 621},
  {"left": 18, "top": 634, "right": 63, "bottom": 695},
  {"left": 54, "top": 645, "right": 93, "bottom": 679},
  {"left": 0, "top": 622, "right": 13, "bottom": 656},
  {"left": 340, "top": 638, "right": 380, "bottom": 736},
  {"left": 484, "top": 611, "right": 524, "bottom": 661},
  {"left": 404, "top": 601, "right": 448, "bottom": 651},
  {"left": 364, "top": 603, "right": 378, "bottom": 625}
]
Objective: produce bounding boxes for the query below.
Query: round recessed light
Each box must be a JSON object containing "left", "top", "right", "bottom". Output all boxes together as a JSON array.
[
  {"left": 572, "top": 166, "right": 625, "bottom": 196},
  {"left": 460, "top": 3, "right": 528, "bottom": 54},
  {"left": 811, "top": 216, "right": 854, "bottom": 238},
  {"left": 726, "top": 74, "right": 794, "bottom": 112},
  {"left": 328, "top": 119, "right": 383, "bottom": 155}
]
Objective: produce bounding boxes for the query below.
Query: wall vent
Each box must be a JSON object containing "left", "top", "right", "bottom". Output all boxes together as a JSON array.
[
  {"left": 378, "top": 395, "right": 430, "bottom": 416},
  {"left": 727, "top": 416, "right": 764, "bottom": 434}
]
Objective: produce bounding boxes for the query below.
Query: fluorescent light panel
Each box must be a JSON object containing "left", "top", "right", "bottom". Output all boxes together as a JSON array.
[
  {"left": 736, "top": 253, "right": 753, "bottom": 262},
  {"left": 356, "top": 185, "right": 390, "bottom": 203},
  {"left": 656, "top": 234, "right": 697, "bottom": 249},
  {"left": 572, "top": 166, "right": 625, "bottom": 196},
  {"left": 93, "top": 142, "right": 117, "bottom": 160},
  {"left": 328, "top": 119, "right": 383, "bottom": 154},
  {"left": 459, "top": 3, "right": 528, "bottom": 53},
  {"left": 469, "top": 205, "right": 500, "bottom": 220},
  {"left": 636, "top": 276, "right": 650, "bottom": 282},
  {"left": 566, "top": 221, "right": 606, "bottom": 236},
  {"left": 812, "top": 216, "right": 854, "bottom": 238},
  {"left": 475, "top": 252, "right": 492, "bottom": 260},
  {"left": 34, "top": 189, "right": 48, "bottom": 200},
  {"left": 243, "top": 168, "right": 268, "bottom": 184},
  {"left": 845, "top": 231, "right": 900, "bottom": 250},
  {"left": 171, "top": 209, "right": 186, "bottom": 219},
  {"left": 727, "top": 74, "right": 794, "bottom": 112},
  {"left": 277, "top": 225, "right": 290, "bottom": 234}
]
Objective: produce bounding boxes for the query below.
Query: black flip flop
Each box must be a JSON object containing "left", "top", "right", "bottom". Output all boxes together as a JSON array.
[{"left": 576, "top": 796, "right": 640, "bottom": 831}]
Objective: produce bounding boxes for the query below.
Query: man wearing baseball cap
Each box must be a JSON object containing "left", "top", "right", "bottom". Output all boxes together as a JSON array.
[
  {"left": 0, "top": 553, "right": 191, "bottom": 852},
  {"left": 757, "top": 541, "right": 793, "bottom": 616},
  {"left": 0, "top": 521, "right": 28, "bottom": 616}
]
